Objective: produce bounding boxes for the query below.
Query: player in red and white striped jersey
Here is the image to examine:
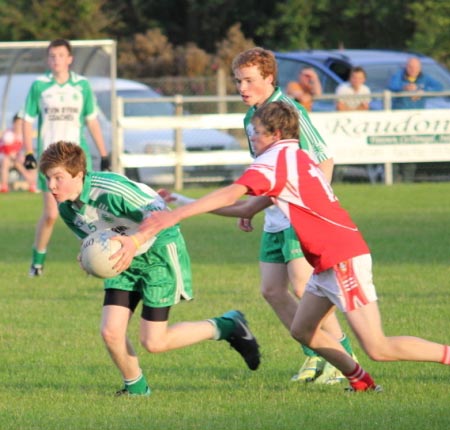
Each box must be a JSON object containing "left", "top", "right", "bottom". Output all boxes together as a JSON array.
[{"left": 140, "top": 101, "right": 450, "bottom": 391}]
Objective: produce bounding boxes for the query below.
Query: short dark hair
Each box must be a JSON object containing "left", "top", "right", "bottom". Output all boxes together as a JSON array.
[
  {"left": 351, "top": 66, "right": 366, "bottom": 77},
  {"left": 47, "top": 39, "right": 72, "bottom": 55}
]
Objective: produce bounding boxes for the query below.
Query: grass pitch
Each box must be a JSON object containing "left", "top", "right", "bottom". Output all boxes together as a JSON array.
[{"left": 0, "top": 183, "right": 449, "bottom": 430}]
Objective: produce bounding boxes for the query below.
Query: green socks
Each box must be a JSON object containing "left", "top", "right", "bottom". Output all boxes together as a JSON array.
[
  {"left": 209, "top": 316, "right": 236, "bottom": 340},
  {"left": 124, "top": 372, "right": 151, "bottom": 395},
  {"left": 340, "top": 333, "right": 353, "bottom": 355},
  {"left": 301, "top": 344, "right": 319, "bottom": 357},
  {"left": 32, "top": 247, "right": 47, "bottom": 267},
  {"left": 301, "top": 334, "right": 354, "bottom": 357}
]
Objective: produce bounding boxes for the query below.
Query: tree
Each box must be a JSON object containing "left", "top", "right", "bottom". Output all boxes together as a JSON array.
[
  {"left": 1, "top": 0, "right": 449, "bottom": 76},
  {"left": 215, "top": 24, "right": 255, "bottom": 71},
  {"left": 407, "top": 0, "right": 450, "bottom": 67},
  {"left": 0, "top": 0, "right": 116, "bottom": 40},
  {"left": 255, "top": 0, "right": 326, "bottom": 50},
  {"left": 118, "top": 28, "right": 212, "bottom": 78},
  {"left": 118, "top": 29, "right": 175, "bottom": 78}
]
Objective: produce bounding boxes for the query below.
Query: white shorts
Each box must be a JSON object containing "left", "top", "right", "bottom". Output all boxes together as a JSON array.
[{"left": 305, "top": 254, "right": 378, "bottom": 313}]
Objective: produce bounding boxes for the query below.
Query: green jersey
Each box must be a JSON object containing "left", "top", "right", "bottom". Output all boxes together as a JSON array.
[
  {"left": 58, "top": 171, "right": 180, "bottom": 253},
  {"left": 243, "top": 87, "right": 331, "bottom": 162},
  {"left": 23, "top": 71, "right": 98, "bottom": 157}
]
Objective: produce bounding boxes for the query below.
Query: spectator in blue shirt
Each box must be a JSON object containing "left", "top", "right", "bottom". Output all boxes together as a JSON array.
[{"left": 389, "top": 57, "right": 443, "bottom": 109}]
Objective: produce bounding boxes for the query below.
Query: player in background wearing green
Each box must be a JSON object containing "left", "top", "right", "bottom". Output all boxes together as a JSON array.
[
  {"left": 231, "top": 47, "right": 355, "bottom": 383},
  {"left": 137, "top": 101, "right": 450, "bottom": 392},
  {"left": 39, "top": 141, "right": 261, "bottom": 396},
  {"left": 23, "top": 39, "right": 110, "bottom": 277}
]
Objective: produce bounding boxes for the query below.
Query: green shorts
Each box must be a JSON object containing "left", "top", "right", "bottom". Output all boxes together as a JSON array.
[
  {"left": 259, "top": 226, "right": 305, "bottom": 264},
  {"left": 104, "top": 234, "right": 193, "bottom": 308}
]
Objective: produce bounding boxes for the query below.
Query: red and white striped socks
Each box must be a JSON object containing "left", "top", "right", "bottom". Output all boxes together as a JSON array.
[
  {"left": 344, "top": 363, "right": 376, "bottom": 391},
  {"left": 343, "top": 345, "right": 449, "bottom": 391}
]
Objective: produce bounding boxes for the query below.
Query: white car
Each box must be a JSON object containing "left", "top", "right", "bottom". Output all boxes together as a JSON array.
[{"left": 0, "top": 74, "right": 241, "bottom": 185}]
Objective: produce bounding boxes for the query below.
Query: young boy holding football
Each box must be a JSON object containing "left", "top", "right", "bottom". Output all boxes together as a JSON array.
[
  {"left": 39, "top": 141, "right": 260, "bottom": 396},
  {"left": 137, "top": 101, "right": 450, "bottom": 392}
]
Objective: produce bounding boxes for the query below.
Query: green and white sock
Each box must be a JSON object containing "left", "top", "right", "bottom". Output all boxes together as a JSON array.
[
  {"left": 208, "top": 317, "right": 235, "bottom": 340},
  {"left": 32, "top": 247, "right": 46, "bottom": 267},
  {"left": 124, "top": 371, "right": 150, "bottom": 395}
]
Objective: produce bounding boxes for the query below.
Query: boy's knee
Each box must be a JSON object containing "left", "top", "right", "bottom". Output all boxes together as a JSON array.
[
  {"left": 364, "top": 347, "right": 390, "bottom": 362},
  {"left": 261, "top": 283, "right": 284, "bottom": 302},
  {"left": 140, "top": 337, "right": 167, "bottom": 354},
  {"left": 290, "top": 325, "right": 309, "bottom": 345},
  {"left": 43, "top": 211, "right": 58, "bottom": 224},
  {"left": 101, "top": 326, "right": 119, "bottom": 346},
  {"left": 360, "top": 339, "right": 391, "bottom": 362}
]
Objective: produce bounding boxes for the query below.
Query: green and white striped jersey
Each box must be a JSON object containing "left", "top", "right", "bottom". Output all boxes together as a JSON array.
[
  {"left": 58, "top": 171, "right": 179, "bottom": 254},
  {"left": 23, "top": 71, "right": 98, "bottom": 155},
  {"left": 243, "top": 87, "right": 332, "bottom": 162}
]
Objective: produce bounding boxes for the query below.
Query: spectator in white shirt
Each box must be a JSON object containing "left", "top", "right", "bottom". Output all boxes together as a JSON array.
[
  {"left": 335, "top": 67, "right": 383, "bottom": 183},
  {"left": 336, "top": 67, "right": 371, "bottom": 111}
]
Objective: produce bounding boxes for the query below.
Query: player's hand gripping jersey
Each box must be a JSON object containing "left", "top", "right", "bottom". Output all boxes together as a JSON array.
[{"left": 235, "top": 139, "right": 369, "bottom": 272}]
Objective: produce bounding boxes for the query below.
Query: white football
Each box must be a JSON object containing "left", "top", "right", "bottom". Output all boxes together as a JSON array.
[{"left": 80, "top": 230, "right": 122, "bottom": 279}]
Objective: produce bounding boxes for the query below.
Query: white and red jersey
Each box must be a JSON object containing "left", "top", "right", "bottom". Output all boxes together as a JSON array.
[
  {"left": 0, "top": 129, "right": 23, "bottom": 155},
  {"left": 235, "top": 139, "right": 369, "bottom": 272}
]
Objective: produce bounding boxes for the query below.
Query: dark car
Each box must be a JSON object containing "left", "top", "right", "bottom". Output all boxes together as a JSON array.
[{"left": 275, "top": 49, "right": 450, "bottom": 110}]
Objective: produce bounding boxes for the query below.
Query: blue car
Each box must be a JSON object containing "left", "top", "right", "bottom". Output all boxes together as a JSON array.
[{"left": 275, "top": 49, "right": 450, "bottom": 111}]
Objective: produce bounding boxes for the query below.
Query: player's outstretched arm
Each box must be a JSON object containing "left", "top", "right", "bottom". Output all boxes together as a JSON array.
[
  {"left": 211, "top": 195, "right": 272, "bottom": 218},
  {"left": 139, "top": 184, "right": 248, "bottom": 239},
  {"left": 158, "top": 188, "right": 271, "bottom": 219}
]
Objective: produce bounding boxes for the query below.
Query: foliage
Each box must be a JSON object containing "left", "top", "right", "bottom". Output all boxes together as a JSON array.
[
  {"left": 0, "top": 0, "right": 115, "bottom": 40},
  {"left": 215, "top": 24, "right": 255, "bottom": 71},
  {"left": 406, "top": 0, "right": 450, "bottom": 66},
  {"left": 0, "top": 0, "right": 449, "bottom": 74},
  {"left": 118, "top": 29, "right": 175, "bottom": 78},
  {"left": 255, "top": 0, "right": 323, "bottom": 50},
  {"left": 118, "top": 28, "right": 213, "bottom": 78},
  {"left": 317, "top": 0, "right": 415, "bottom": 50},
  {"left": 176, "top": 43, "right": 212, "bottom": 78}
]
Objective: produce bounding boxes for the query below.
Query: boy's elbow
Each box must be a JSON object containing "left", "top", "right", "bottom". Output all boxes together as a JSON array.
[{"left": 238, "top": 207, "right": 257, "bottom": 218}]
